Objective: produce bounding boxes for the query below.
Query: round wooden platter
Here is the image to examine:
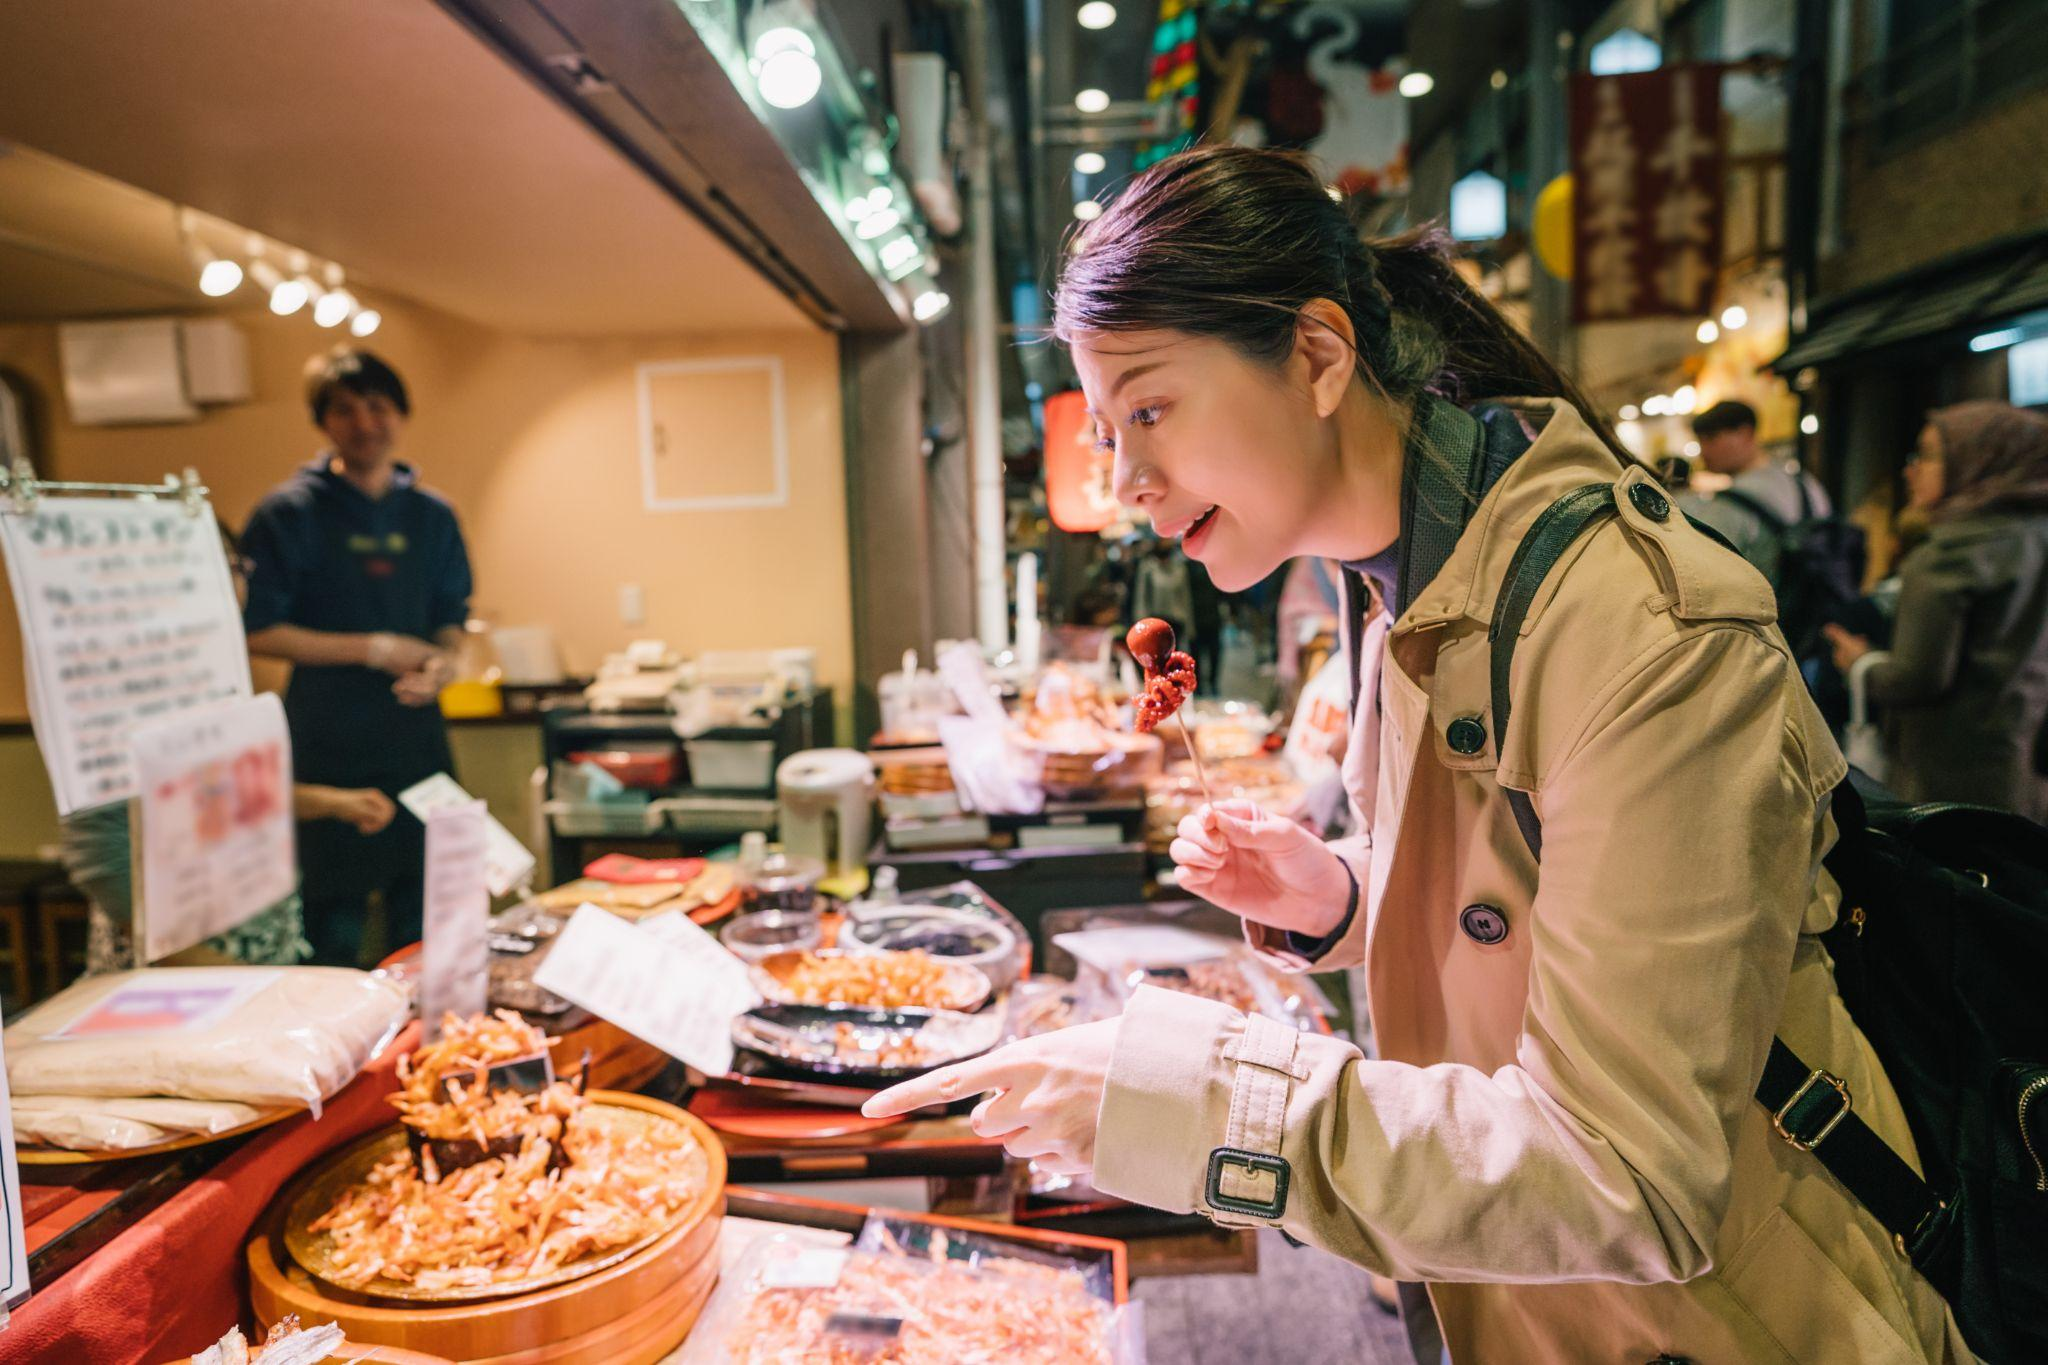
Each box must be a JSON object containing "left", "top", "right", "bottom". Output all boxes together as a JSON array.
[
  {"left": 17, "top": 1103, "right": 302, "bottom": 1166},
  {"left": 249, "top": 1092, "right": 725, "bottom": 1364}
]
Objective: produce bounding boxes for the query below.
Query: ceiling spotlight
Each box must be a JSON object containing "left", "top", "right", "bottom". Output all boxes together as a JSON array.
[
  {"left": 1078, "top": 2, "right": 1116, "bottom": 30},
  {"left": 350, "top": 308, "right": 382, "bottom": 337},
  {"left": 913, "top": 290, "right": 951, "bottom": 322},
  {"left": 1074, "top": 151, "right": 1107, "bottom": 175},
  {"left": 1684, "top": 440, "right": 1701, "bottom": 457},
  {"left": 1490, "top": 69, "right": 1508, "bottom": 90},
  {"left": 1672, "top": 384, "right": 1698, "bottom": 414},
  {"left": 1643, "top": 394, "right": 1670, "bottom": 416},
  {"left": 1073, "top": 199, "right": 1103, "bottom": 222},
  {"left": 1075, "top": 88, "right": 1110, "bottom": 114},
  {"left": 878, "top": 235, "right": 921, "bottom": 273},
  {"left": 1398, "top": 71, "right": 1435, "bottom": 98},
  {"left": 856, "top": 208, "right": 902, "bottom": 240},
  {"left": 314, "top": 287, "right": 355, "bottom": 329},
  {"left": 1696, "top": 318, "right": 1720, "bottom": 344},
  {"left": 1619, "top": 403, "right": 1640, "bottom": 422},
  {"left": 198, "top": 258, "right": 243, "bottom": 297},
  {"left": 1719, "top": 304, "right": 1749, "bottom": 331},
  {"left": 1801, "top": 413, "right": 1820, "bottom": 435},
  {"left": 843, "top": 195, "right": 871, "bottom": 222},
  {"left": 269, "top": 276, "right": 310, "bottom": 316},
  {"left": 754, "top": 27, "right": 821, "bottom": 109},
  {"left": 867, "top": 185, "right": 894, "bottom": 211}
]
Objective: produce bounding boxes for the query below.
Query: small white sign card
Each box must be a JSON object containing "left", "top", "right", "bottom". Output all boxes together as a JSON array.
[
  {"left": 398, "top": 772, "right": 536, "bottom": 898},
  {"left": 0, "top": 495, "right": 251, "bottom": 815},
  {"left": 131, "top": 695, "right": 297, "bottom": 963},
  {"left": 533, "top": 904, "right": 761, "bottom": 1075},
  {"left": 0, "top": 1037, "right": 30, "bottom": 1316},
  {"left": 420, "top": 799, "right": 491, "bottom": 1041}
]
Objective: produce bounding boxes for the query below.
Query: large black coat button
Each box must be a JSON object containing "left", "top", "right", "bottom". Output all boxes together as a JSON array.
[
  {"left": 1460, "top": 904, "right": 1509, "bottom": 945},
  {"left": 1629, "top": 482, "right": 1671, "bottom": 521},
  {"left": 1445, "top": 716, "right": 1487, "bottom": 755}
]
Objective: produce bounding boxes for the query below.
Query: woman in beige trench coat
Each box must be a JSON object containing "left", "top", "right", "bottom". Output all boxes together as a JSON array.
[{"left": 868, "top": 147, "right": 1972, "bottom": 1363}]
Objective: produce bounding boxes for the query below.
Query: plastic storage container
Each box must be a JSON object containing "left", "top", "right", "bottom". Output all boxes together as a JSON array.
[{"left": 684, "top": 735, "right": 778, "bottom": 791}]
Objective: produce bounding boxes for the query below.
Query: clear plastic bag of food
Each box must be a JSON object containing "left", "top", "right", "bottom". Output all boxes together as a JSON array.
[
  {"left": 3, "top": 966, "right": 409, "bottom": 1112},
  {"left": 682, "top": 1216, "right": 1145, "bottom": 1364}
]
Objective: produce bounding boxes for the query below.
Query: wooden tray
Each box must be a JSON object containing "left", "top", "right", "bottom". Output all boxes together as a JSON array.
[
  {"left": 249, "top": 1092, "right": 726, "bottom": 1364},
  {"left": 169, "top": 1344, "right": 456, "bottom": 1364},
  {"left": 282, "top": 1100, "right": 706, "bottom": 1303}
]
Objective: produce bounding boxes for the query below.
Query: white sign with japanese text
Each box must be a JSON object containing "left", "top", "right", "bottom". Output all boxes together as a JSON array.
[
  {"left": 132, "top": 695, "right": 296, "bottom": 963},
  {"left": 0, "top": 1037, "right": 29, "bottom": 1315},
  {"left": 533, "top": 904, "right": 761, "bottom": 1076},
  {"left": 0, "top": 496, "right": 250, "bottom": 815},
  {"left": 399, "top": 772, "right": 536, "bottom": 899},
  {"left": 420, "top": 799, "right": 491, "bottom": 1040}
]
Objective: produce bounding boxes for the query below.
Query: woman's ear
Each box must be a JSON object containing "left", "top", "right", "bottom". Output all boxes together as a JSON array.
[{"left": 1296, "top": 299, "right": 1358, "bottom": 419}]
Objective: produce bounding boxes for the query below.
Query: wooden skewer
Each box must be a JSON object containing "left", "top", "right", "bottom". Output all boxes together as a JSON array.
[{"left": 1177, "top": 710, "right": 1215, "bottom": 806}]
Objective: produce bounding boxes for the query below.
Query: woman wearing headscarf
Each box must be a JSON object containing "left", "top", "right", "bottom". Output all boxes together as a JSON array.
[{"left": 1827, "top": 401, "right": 2048, "bottom": 818}]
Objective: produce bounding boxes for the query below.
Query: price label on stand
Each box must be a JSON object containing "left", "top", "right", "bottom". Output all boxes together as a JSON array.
[
  {"left": 420, "top": 800, "right": 491, "bottom": 1040},
  {"left": 399, "top": 773, "right": 535, "bottom": 898},
  {"left": 0, "top": 1036, "right": 30, "bottom": 1318},
  {"left": 131, "top": 695, "right": 297, "bottom": 962},
  {"left": 533, "top": 905, "right": 760, "bottom": 1075}
]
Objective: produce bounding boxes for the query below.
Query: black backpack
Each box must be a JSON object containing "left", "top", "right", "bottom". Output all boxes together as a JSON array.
[
  {"left": 1492, "top": 479, "right": 2048, "bottom": 1365},
  {"left": 1715, "top": 476, "right": 1866, "bottom": 661}
]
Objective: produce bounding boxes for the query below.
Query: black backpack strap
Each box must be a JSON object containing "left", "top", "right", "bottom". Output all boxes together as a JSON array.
[
  {"left": 1755, "top": 1037, "right": 1949, "bottom": 1264},
  {"left": 1486, "top": 489, "right": 1954, "bottom": 1274},
  {"left": 1486, "top": 482, "right": 1620, "bottom": 859},
  {"left": 1715, "top": 487, "right": 1791, "bottom": 534}
]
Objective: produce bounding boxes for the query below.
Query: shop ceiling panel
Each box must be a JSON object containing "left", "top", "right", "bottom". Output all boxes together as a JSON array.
[{"left": 0, "top": 0, "right": 812, "bottom": 336}]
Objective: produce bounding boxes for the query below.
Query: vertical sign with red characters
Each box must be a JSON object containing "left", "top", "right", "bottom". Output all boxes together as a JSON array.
[{"left": 1570, "top": 66, "right": 1724, "bottom": 324}]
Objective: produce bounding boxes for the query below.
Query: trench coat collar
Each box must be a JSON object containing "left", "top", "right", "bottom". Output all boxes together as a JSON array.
[{"left": 1393, "top": 399, "right": 1630, "bottom": 636}]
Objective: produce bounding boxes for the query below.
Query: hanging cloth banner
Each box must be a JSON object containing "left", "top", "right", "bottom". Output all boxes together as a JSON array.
[{"left": 1569, "top": 64, "right": 1726, "bottom": 324}]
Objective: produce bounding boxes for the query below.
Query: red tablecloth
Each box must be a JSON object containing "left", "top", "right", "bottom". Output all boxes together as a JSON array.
[{"left": 0, "top": 1021, "right": 422, "bottom": 1365}]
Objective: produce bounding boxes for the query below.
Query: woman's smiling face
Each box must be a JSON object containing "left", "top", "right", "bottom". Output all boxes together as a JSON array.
[{"left": 1073, "top": 329, "right": 1337, "bottom": 592}]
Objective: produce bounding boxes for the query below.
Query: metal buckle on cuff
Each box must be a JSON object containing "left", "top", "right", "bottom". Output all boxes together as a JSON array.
[
  {"left": 1773, "top": 1068, "right": 1853, "bottom": 1152},
  {"left": 1205, "top": 1147, "right": 1290, "bottom": 1219}
]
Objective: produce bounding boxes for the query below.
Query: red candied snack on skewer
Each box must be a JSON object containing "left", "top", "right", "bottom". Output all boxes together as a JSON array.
[{"left": 1126, "top": 619, "right": 1198, "bottom": 734}]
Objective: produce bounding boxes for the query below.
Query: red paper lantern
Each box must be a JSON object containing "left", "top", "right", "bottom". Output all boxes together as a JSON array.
[{"left": 1043, "top": 389, "right": 1119, "bottom": 533}]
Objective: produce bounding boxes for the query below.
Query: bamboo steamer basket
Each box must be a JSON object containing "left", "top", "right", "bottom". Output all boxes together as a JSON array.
[{"left": 247, "top": 1093, "right": 724, "bottom": 1364}]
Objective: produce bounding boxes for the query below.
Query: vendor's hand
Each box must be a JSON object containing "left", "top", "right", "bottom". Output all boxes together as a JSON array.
[
  {"left": 1823, "top": 623, "right": 1872, "bottom": 673},
  {"left": 333, "top": 788, "right": 397, "bottom": 835},
  {"left": 366, "top": 631, "right": 439, "bottom": 676},
  {"left": 862, "top": 1018, "right": 1120, "bottom": 1177},
  {"left": 1172, "top": 799, "right": 1351, "bottom": 939},
  {"left": 391, "top": 652, "right": 455, "bottom": 706}
]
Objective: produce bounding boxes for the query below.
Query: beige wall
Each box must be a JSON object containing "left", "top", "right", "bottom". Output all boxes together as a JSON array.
[{"left": 0, "top": 297, "right": 852, "bottom": 729}]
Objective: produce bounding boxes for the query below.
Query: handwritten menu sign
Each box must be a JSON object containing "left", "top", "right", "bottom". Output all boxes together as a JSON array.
[
  {"left": 0, "top": 497, "right": 250, "bottom": 815},
  {"left": 132, "top": 695, "right": 297, "bottom": 962},
  {"left": 420, "top": 799, "right": 491, "bottom": 1040},
  {"left": 533, "top": 904, "right": 761, "bottom": 1075}
]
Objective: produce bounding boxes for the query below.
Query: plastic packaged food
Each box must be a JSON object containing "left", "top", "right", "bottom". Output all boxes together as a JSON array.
[
  {"left": 12, "top": 1094, "right": 263, "bottom": 1151},
  {"left": 682, "top": 1215, "right": 1143, "bottom": 1364},
  {"left": 4, "top": 967, "right": 409, "bottom": 1111}
]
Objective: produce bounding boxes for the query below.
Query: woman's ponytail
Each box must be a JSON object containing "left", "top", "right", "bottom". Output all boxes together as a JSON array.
[{"left": 1056, "top": 145, "right": 1623, "bottom": 455}]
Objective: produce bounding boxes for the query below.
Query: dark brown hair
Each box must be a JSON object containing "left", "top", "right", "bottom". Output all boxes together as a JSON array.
[
  {"left": 304, "top": 347, "right": 410, "bottom": 425},
  {"left": 1053, "top": 145, "right": 1618, "bottom": 452}
]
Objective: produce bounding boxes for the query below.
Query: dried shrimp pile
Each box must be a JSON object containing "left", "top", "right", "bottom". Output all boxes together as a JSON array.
[
  {"left": 780, "top": 951, "right": 961, "bottom": 1010},
  {"left": 725, "top": 1245, "right": 1116, "bottom": 1364}
]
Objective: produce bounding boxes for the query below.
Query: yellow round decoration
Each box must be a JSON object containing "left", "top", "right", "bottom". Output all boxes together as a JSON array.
[{"left": 1533, "top": 174, "right": 1573, "bottom": 281}]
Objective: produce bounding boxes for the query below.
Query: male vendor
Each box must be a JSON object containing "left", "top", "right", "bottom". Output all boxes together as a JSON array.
[{"left": 241, "top": 348, "right": 473, "bottom": 966}]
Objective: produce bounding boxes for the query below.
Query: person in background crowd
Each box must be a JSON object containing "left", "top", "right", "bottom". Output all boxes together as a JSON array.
[
  {"left": 1826, "top": 402, "right": 2048, "bottom": 820},
  {"left": 1132, "top": 537, "right": 1196, "bottom": 663},
  {"left": 1679, "top": 399, "right": 1831, "bottom": 585},
  {"left": 241, "top": 348, "right": 474, "bottom": 967},
  {"left": 1189, "top": 557, "right": 1224, "bottom": 690}
]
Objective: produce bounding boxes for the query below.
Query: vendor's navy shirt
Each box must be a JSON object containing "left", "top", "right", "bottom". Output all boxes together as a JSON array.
[{"left": 240, "top": 457, "right": 471, "bottom": 790}]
